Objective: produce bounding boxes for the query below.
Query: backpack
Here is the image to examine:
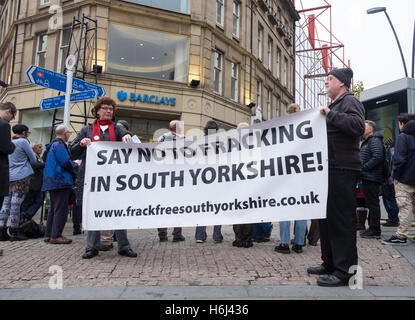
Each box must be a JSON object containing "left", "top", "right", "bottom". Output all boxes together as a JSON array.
[
  {"left": 20, "top": 220, "right": 45, "bottom": 238},
  {"left": 382, "top": 145, "right": 393, "bottom": 184}
]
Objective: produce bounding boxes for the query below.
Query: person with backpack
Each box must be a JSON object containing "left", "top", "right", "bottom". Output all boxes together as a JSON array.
[
  {"left": 359, "top": 120, "right": 385, "bottom": 239},
  {"left": 42, "top": 125, "right": 78, "bottom": 244}
]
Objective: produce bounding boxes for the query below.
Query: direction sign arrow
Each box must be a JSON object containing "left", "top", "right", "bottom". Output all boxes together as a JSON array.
[
  {"left": 26, "top": 65, "right": 106, "bottom": 97},
  {"left": 40, "top": 90, "right": 98, "bottom": 111}
]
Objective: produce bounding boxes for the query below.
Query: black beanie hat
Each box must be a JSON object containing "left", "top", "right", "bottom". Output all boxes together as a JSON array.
[{"left": 328, "top": 68, "right": 353, "bottom": 88}]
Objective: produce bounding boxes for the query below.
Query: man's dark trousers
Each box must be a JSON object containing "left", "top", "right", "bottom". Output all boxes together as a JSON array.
[
  {"left": 45, "top": 189, "right": 71, "bottom": 239},
  {"left": 362, "top": 179, "right": 382, "bottom": 233},
  {"left": 382, "top": 183, "right": 399, "bottom": 224},
  {"left": 319, "top": 168, "right": 359, "bottom": 281}
]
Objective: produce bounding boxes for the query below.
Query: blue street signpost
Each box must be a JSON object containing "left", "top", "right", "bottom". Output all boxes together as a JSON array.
[
  {"left": 40, "top": 89, "right": 98, "bottom": 111},
  {"left": 26, "top": 65, "right": 106, "bottom": 97}
]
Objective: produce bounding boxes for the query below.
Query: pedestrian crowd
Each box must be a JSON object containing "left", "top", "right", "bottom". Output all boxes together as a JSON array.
[{"left": 0, "top": 67, "right": 414, "bottom": 287}]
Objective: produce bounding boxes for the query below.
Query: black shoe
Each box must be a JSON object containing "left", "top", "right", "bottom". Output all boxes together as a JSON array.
[
  {"left": 292, "top": 244, "right": 303, "bottom": 253},
  {"left": 242, "top": 240, "right": 253, "bottom": 248},
  {"left": 360, "top": 229, "right": 381, "bottom": 239},
  {"left": 382, "top": 235, "right": 407, "bottom": 246},
  {"left": 214, "top": 239, "right": 223, "bottom": 244},
  {"left": 82, "top": 249, "right": 99, "bottom": 259},
  {"left": 99, "top": 243, "right": 114, "bottom": 251},
  {"left": 159, "top": 237, "right": 168, "bottom": 242},
  {"left": 382, "top": 222, "right": 399, "bottom": 227},
  {"left": 317, "top": 275, "right": 347, "bottom": 287},
  {"left": 172, "top": 235, "right": 185, "bottom": 242},
  {"left": 73, "top": 229, "right": 82, "bottom": 236},
  {"left": 307, "top": 265, "right": 332, "bottom": 275},
  {"left": 118, "top": 248, "right": 137, "bottom": 258},
  {"left": 0, "top": 227, "right": 10, "bottom": 241},
  {"left": 8, "top": 227, "right": 28, "bottom": 241},
  {"left": 274, "top": 244, "right": 290, "bottom": 254},
  {"left": 232, "top": 240, "right": 241, "bottom": 247}
]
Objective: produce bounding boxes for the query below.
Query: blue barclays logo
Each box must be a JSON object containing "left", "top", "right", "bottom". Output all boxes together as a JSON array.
[
  {"left": 117, "top": 90, "right": 128, "bottom": 102},
  {"left": 117, "top": 90, "right": 176, "bottom": 107}
]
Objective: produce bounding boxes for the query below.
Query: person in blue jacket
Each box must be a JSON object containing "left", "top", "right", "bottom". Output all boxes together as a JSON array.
[
  {"left": 0, "top": 124, "right": 37, "bottom": 241},
  {"left": 383, "top": 113, "right": 415, "bottom": 245},
  {"left": 359, "top": 120, "right": 385, "bottom": 239},
  {"left": 42, "top": 125, "right": 78, "bottom": 244}
]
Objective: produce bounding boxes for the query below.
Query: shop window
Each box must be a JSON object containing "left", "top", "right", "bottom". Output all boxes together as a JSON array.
[
  {"left": 19, "top": 108, "right": 63, "bottom": 147},
  {"left": 122, "top": 0, "right": 189, "bottom": 14},
  {"left": 107, "top": 24, "right": 189, "bottom": 83}
]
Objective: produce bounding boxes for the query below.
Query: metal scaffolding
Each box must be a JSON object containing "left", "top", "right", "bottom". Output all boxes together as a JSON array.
[
  {"left": 50, "top": 14, "right": 99, "bottom": 141},
  {"left": 294, "top": 0, "right": 350, "bottom": 109}
]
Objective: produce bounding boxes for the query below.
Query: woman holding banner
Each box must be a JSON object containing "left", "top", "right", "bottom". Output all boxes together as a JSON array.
[{"left": 70, "top": 97, "right": 138, "bottom": 259}]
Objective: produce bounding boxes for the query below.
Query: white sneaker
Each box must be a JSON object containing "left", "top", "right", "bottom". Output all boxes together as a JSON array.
[{"left": 196, "top": 239, "right": 205, "bottom": 243}]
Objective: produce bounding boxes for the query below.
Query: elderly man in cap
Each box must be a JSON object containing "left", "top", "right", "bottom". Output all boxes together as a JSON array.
[{"left": 307, "top": 68, "right": 365, "bottom": 287}]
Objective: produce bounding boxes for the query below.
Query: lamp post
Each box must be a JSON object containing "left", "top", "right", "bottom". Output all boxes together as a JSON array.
[{"left": 367, "top": 7, "right": 408, "bottom": 77}]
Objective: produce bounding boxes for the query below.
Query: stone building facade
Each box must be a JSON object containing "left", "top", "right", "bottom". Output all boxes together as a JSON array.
[{"left": 0, "top": 0, "right": 299, "bottom": 144}]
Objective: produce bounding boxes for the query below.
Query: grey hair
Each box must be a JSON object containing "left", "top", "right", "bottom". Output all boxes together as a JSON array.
[
  {"left": 55, "top": 124, "right": 69, "bottom": 136},
  {"left": 31, "top": 141, "right": 42, "bottom": 149}
]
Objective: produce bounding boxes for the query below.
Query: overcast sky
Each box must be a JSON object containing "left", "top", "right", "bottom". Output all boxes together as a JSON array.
[{"left": 296, "top": 0, "right": 415, "bottom": 90}]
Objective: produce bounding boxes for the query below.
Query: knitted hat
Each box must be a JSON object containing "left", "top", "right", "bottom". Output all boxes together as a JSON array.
[{"left": 328, "top": 68, "right": 353, "bottom": 88}]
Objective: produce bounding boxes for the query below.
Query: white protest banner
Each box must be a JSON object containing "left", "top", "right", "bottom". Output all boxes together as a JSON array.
[{"left": 82, "top": 109, "right": 328, "bottom": 231}]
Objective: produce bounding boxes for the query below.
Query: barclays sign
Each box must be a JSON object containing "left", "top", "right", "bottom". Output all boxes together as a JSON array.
[{"left": 117, "top": 90, "right": 176, "bottom": 107}]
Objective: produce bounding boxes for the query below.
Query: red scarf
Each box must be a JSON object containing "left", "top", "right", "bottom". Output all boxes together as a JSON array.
[{"left": 92, "top": 119, "right": 116, "bottom": 142}]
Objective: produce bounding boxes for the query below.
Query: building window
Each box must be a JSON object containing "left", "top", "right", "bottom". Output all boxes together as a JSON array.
[
  {"left": 232, "top": 1, "right": 240, "bottom": 37},
  {"left": 123, "top": 0, "right": 189, "bottom": 14},
  {"left": 40, "top": 0, "right": 51, "bottom": 5},
  {"left": 57, "top": 28, "right": 71, "bottom": 73},
  {"left": 214, "top": 51, "right": 223, "bottom": 94},
  {"left": 276, "top": 47, "right": 281, "bottom": 79},
  {"left": 107, "top": 24, "right": 189, "bottom": 83},
  {"left": 268, "top": 38, "right": 273, "bottom": 70},
  {"left": 35, "top": 34, "right": 48, "bottom": 68},
  {"left": 275, "top": 95, "right": 280, "bottom": 118},
  {"left": 216, "top": 0, "right": 224, "bottom": 26},
  {"left": 258, "top": 25, "right": 263, "bottom": 60},
  {"left": 267, "top": 88, "right": 271, "bottom": 120},
  {"left": 231, "top": 62, "right": 239, "bottom": 101},
  {"left": 283, "top": 57, "right": 288, "bottom": 87},
  {"left": 257, "top": 80, "right": 262, "bottom": 119}
]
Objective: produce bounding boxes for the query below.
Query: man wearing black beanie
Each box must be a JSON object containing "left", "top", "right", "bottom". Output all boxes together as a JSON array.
[{"left": 306, "top": 68, "right": 366, "bottom": 287}]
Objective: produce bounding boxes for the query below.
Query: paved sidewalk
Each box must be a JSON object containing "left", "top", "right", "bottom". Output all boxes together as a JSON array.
[{"left": 0, "top": 221, "right": 414, "bottom": 299}]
